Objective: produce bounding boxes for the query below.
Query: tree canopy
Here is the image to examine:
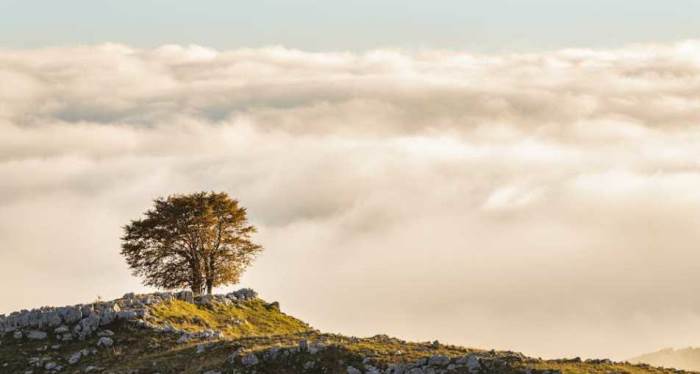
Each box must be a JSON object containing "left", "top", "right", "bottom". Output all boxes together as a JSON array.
[{"left": 121, "top": 192, "right": 262, "bottom": 295}]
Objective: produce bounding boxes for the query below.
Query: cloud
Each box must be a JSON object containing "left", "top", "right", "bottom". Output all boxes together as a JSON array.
[{"left": 2, "top": 41, "right": 700, "bottom": 359}]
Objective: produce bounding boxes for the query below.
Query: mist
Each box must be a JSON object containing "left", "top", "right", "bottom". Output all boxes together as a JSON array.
[{"left": 2, "top": 42, "right": 700, "bottom": 360}]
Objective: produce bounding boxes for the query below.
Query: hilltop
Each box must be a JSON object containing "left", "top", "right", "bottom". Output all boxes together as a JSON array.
[
  {"left": 631, "top": 348, "right": 700, "bottom": 372},
  {"left": 0, "top": 291, "right": 691, "bottom": 374}
]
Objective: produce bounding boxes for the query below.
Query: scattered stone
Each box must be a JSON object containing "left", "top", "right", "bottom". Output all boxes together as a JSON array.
[
  {"left": 466, "top": 355, "right": 480, "bottom": 372},
  {"left": 13, "top": 330, "right": 22, "bottom": 339},
  {"left": 97, "top": 336, "right": 114, "bottom": 348},
  {"left": 68, "top": 351, "right": 82, "bottom": 365},
  {"left": 428, "top": 355, "right": 450, "bottom": 366},
  {"left": 97, "top": 329, "right": 114, "bottom": 337},
  {"left": 196, "top": 344, "right": 206, "bottom": 354},
  {"left": 241, "top": 353, "right": 259, "bottom": 366},
  {"left": 347, "top": 366, "right": 361, "bottom": 374},
  {"left": 228, "top": 288, "right": 257, "bottom": 300},
  {"left": 197, "top": 295, "right": 215, "bottom": 306},
  {"left": 60, "top": 307, "right": 83, "bottom": 325},
  {"left": 46, "top": 312, "right": 62, "bottom": 328},
  {"left": 54, "top": 325, "right": 69, "bottom": 334},
  {"left": 27, "top": 330, "right": 48, "bottom": 340},
  {"left": 44, "top": 362, "right": 58, "bottom": 370},
  {"left": 117, "top": 310, "right": 138, "bottom": 320}
]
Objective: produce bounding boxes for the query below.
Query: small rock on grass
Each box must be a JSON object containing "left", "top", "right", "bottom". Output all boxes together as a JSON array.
[
  {"left": 97, "top": 336, "right": 113, "bottom": 348},
  {"left": 241, "top": 353, "right": 258, "bottom": 366}
]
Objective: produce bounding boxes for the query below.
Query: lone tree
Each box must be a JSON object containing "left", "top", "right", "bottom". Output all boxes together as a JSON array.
[{"left": 121, "top": 192, "right": 262, "bottom": 295}]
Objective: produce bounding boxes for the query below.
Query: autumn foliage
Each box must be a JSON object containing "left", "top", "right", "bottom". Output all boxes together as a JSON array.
[{"left": 121, "top": 192, "right": 262, "bottom": 295}]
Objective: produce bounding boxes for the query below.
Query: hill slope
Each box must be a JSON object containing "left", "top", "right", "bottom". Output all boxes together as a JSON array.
[
  {"left": 631, "top": 348, "right": 700, "bottom": 372},
  {"left": 0, "top": 290, "right": 692, "bottom": 374}
]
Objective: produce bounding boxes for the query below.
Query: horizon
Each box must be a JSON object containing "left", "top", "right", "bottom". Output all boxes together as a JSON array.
[{"left": 2, "top": 1, "right": 700, "bottom": 366}]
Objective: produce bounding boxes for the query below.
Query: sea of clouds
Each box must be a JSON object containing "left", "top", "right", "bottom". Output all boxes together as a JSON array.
[{"left": 2, "top": 41, "right": 700, "bottom": 359}]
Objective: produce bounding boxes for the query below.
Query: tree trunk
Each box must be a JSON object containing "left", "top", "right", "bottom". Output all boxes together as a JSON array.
[
  {"left": 191, "top": 281, "right": 203, "bottom": 296},
  {"left": 191, "top": 267, "right": 204, "bottom": 295},
  {"left": 205, "top": 256, "right": 215, "bottom": 295}
]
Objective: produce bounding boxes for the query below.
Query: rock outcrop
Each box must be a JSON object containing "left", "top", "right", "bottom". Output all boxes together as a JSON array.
[{"left": 0, "top": 288, "right": 258, "bottom": 343}]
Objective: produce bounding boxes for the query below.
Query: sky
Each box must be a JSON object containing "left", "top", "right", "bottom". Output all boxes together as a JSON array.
[
  {"left": 0, "top": 0, "right": 699, "bottom": 51},
  {"left": 2, "top": 0, "right": 700, "bottom": 363}
]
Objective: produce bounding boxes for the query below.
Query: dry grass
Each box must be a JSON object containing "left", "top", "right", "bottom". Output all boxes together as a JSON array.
[{"left": 148, "top": 298, "right": 312, "bottom": 338}]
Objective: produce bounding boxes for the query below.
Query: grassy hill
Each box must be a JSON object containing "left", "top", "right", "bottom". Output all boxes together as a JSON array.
[
  {"left": 0, "top": 291, "right": 694, "bottom": 374},
  {"left": 631, "top": 348, "right": 700, "bottom": 372}
]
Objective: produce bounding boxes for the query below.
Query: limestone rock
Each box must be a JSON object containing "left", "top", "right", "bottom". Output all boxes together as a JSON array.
[
  {"left": 68, "top": 351, "right": 82, "bottom": 365},
  {"left": 465, "top": 355, "right": 480, "bottom": 372},
  {"left": 97, "top": 330, "right": 114, "bottom": 337},
  {"left": 26, "top": 330, "right": 48, "bottom": 340},
  {"left": 241, "top": 353, "right": 258, "bottom": 366},
  {"left": 44, "top": 362, "right": 58, "bottom": 370},
  {"left": 176, "top": 290, "right": 194, "bottom": 303},
  {"left": 96, "top": 337, "right": 113, "bottom": 348},
  {"left": 54, "top": 325, "right": 69, "bottom": 334},
  {"left": 227, "top": 288, "right": 257, "bottom": 301},
  {"left": 428, "top": 355, "right": 450, "bottom": 366},
  {"left": 116, "top": 310, "right": 138, "bottom": 320}
]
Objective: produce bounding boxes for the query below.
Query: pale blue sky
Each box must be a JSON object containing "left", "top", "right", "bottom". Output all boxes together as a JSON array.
[{"left": 0, "top": 0, "right": 698, "bottom": 51}]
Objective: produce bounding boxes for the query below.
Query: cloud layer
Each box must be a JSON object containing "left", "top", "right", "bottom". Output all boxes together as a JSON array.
[{"left": 2, "top": 42, "right": 700, "bottom": 359}]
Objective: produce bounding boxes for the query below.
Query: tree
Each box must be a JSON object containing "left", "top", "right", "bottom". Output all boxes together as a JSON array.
[{"left": 121, "top": 192, "right": 262, "bottom": 295}]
